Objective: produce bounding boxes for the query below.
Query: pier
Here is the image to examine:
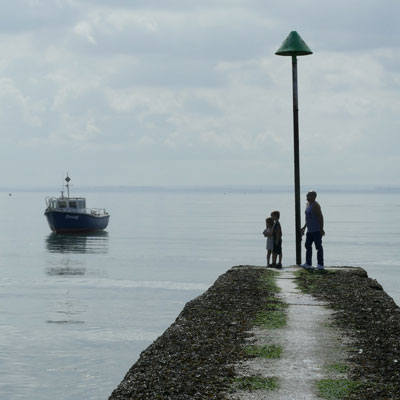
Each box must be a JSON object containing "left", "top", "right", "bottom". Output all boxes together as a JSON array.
[{"left": 109, "top": 266, "right": 400, "bottom": 400}]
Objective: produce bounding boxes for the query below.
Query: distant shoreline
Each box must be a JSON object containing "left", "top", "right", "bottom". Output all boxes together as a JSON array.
[{"left": 2, "top": 184, "right": 400, "bottom": 194}]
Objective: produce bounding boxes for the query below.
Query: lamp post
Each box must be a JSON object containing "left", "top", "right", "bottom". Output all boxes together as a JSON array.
[{"left": 275, "top": 31, "right": 312, "bottom": 266}]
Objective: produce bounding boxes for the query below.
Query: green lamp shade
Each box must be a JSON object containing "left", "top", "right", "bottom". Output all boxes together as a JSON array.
[{"left": 275, "top": 31, "right": 313, "bottom": 56}]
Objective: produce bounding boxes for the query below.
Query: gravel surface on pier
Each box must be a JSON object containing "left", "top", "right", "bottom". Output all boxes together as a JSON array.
[
  {"left": 296, "top": 267, "right": 400, "bottom": 399},
  {"left": 109, "top": 266, "right": 274, "bottom": 400}
]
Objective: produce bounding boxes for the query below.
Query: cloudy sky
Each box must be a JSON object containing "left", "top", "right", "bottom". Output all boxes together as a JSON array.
[{"left": 1, "top": 0, "right": 399, "bottom": 188}]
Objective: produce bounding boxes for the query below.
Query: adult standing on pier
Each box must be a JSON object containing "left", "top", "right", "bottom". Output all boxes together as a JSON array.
[{"left": 301, "top": 191, "right": 325, "bottom": 270}]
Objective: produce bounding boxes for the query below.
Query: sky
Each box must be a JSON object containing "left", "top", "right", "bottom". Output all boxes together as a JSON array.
[{"left": 1, "top": 0, "right": 399, "bottom": 188}]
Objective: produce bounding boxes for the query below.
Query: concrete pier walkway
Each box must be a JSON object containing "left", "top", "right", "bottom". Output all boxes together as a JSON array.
[
  {"left": 110, "top": 265, "right": 400, "bottom": 399},
  {"left": 229, "top": 266, "right": 351, "bottom": 400}
]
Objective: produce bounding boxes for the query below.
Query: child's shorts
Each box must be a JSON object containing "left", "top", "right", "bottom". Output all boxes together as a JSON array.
[{"left": 273, "top": 239, "right": 282, "bottom": 255}]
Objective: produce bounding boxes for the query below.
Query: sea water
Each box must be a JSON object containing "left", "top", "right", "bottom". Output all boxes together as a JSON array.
[{"left": 0, "top": 187, "right": 399, "bottom": 399}]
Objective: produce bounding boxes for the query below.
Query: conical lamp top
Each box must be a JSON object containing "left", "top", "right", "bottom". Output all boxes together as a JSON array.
[{"left": 275, "top": 31, "right": 313, "bottom": 56}]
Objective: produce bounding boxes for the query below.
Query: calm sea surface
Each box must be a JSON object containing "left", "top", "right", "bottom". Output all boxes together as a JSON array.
[{"left": 1, "top": 188, "right": 399, "bottom": 399}]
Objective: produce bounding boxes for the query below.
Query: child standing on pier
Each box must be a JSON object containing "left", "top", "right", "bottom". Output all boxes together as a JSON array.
[
  {"left": 263, "top": 217, "right": 274, "bottom": 266},
  {"left": 271, "top": 211, "right": 282, "bottom": 268}
]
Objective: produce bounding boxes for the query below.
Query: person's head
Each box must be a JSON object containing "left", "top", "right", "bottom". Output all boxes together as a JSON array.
[
  {"left": 306, "top": 191, "right": 317, "bottom": 203},
  {"left": 266, "top": 217, "right": 274, "bottom": 228},
  {"left": 271, "top": 211, "right": 280, "bottom": 221}
]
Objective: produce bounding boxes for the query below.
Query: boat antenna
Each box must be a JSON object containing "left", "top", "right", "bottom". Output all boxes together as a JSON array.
[{"left": 65, "top": 174, "right": 71, "bottom": 199}]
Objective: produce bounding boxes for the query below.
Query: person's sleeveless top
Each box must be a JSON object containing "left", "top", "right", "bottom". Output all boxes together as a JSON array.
[{"left": 305, "top": 202, "right": 320, "bottom": 233}]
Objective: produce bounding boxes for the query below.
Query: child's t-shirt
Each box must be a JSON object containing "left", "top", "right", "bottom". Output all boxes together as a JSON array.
[{"left": 273, "top": 221, "right": 282, "bottom": 239}]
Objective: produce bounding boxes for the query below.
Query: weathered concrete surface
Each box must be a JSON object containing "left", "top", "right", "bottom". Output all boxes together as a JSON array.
[{"left": 229, "top": 267, "right": 351, "bottom": 400}]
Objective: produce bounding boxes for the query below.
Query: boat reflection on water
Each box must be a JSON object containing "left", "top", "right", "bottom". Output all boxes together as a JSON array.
[
  {"left": 46, "top": 258, "right": 87, "bottom": 277},
  {"left": 45, "top": 231, "right": 109, "bottom": 277},
  {"left": 45, "top": 231, "right": 109, "bottom": 255}
]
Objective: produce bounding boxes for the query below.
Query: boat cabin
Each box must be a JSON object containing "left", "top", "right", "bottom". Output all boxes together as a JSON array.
[{"left": 47, "top": 197, "right": 86, "bottom": 212}]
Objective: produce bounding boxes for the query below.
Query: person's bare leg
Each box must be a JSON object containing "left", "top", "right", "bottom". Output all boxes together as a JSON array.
[{"left": 267, "top": 250, "right": 272, "bottom": 265}]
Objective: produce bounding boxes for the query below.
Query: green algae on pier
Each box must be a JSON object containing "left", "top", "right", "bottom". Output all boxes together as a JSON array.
[
  {"left": 244, "top": 344, "right": 283, "bottom": 359},
  {"left": 253, "top": 270, "right": 288, "bottom": 329},
  {"left": 316, "top": 379, "right": 362, "bottom": 399}
]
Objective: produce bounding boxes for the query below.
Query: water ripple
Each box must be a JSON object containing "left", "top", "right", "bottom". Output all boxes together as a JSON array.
[{"left": 46, "top": 320, "right": 85, "bottom": 325}]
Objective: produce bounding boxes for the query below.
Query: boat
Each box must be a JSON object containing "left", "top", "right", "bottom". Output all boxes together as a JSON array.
[{"left": 44, "top": 175, "right": 110, "bottom": 234}]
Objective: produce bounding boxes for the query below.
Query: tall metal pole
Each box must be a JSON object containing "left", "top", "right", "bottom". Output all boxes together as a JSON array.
[
  {"left": 275, "top": 31, "right": 312, "bottom": 266},
  {"left": 292, "top": 55, "right": 302, "bottom": 265}
]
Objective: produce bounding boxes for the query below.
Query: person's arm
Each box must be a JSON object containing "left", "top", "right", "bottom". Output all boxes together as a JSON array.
[
  {"left": 263, "top": 228, "right": 271, "bottom": 237},
  {"left": 313, "top": 203, "right": 325, "bottom": 236}
]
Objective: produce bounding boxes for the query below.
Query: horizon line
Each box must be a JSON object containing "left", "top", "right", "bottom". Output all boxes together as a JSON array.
[{"left": 1, "top": 183, "right": 400, "bottom": 193}]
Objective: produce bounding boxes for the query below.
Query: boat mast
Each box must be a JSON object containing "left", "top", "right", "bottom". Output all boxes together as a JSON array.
[{"left": 65, "top": 174, "right": 71, "bottom": 199}]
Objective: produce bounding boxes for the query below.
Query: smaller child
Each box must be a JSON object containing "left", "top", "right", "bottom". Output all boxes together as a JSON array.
[
  {"left": 263, "top": 217, "right": 274, "bottom": 266},
  {"left": 271, "top": 211, "right": 283, "bottom": 269}
]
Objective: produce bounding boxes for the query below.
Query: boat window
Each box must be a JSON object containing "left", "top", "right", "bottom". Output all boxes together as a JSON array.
[
  {"left": 69, "top": 201, "right": 77, "bottom": 208},
  {"left": 78, "top": 200, "right": 86, "bottom": 209},
  {"left": 58, "top": 201, "right": 67, "bottom": 208}
]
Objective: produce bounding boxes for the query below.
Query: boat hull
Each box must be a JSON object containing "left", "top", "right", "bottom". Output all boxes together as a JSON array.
[{"left": 45, "top": 210, "right": 109, "bottom": 234}]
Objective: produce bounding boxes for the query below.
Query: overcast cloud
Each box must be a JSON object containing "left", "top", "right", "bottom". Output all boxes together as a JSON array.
[{"left": 1, "top": 0, "right": 399, "bottom": 187}]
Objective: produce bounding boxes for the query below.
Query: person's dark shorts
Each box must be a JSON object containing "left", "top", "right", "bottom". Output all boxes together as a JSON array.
[{"left": 273, "top": 239, "right": 282, "bottom": 255}]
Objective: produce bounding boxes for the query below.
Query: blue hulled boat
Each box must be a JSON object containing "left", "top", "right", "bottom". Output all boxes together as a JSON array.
[{"left": 44, "top": 175, "right": 110, "bottom": 234}]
